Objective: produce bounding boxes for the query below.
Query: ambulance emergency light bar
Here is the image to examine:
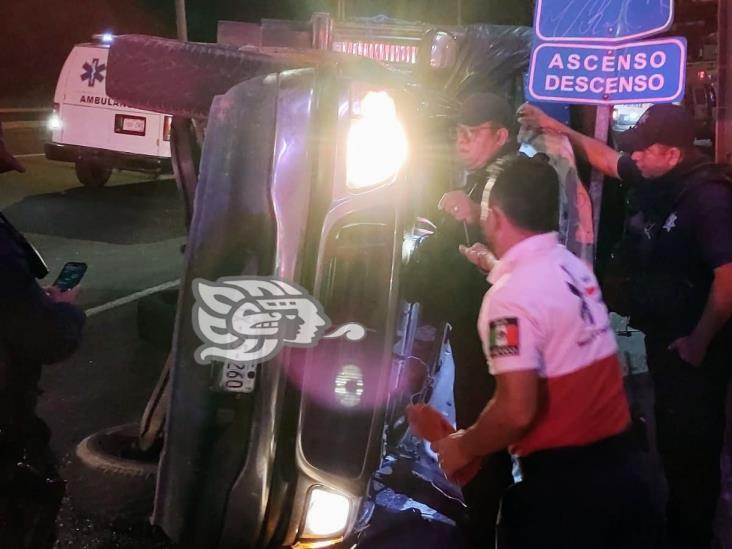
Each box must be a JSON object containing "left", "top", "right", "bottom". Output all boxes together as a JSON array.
[{"left": 92, "top": 33, "right": 115, "bottom": 44}]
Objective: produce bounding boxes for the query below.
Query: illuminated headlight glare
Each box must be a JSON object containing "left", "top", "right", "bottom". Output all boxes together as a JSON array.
[
  {"left": 47, "top": 114, "right": 63, "bottom": 131},
  {"left": 101, "top": 33, "right": 114, "bottom": 43},
  {"left": 302, "top": 487, "right": 350, "bottom": 539},
  {"left": 347, "top": 91, "right": 408, "bottom": 190}
]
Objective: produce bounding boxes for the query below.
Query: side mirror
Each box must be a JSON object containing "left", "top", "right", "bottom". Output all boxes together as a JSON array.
[{"left": 429, "top": 31, "right": 458, "bottom": 71}]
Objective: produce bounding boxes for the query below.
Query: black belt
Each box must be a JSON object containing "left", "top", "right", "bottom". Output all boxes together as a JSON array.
[{"left": 518, "top": 429, "right": 636, "bottom": 480}]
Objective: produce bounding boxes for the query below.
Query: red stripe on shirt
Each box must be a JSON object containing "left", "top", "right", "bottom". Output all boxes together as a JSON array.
[{"left": 512, "top": 354, "right": 630, "bottom": 457}]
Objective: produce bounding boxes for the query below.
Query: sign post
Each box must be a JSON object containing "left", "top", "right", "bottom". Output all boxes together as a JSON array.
[
  {"left": 589, "top": 105, "right": 611, "bottom": 248},
  {"left": 175, "top": 0, "right": 188, "bottom": 41}
]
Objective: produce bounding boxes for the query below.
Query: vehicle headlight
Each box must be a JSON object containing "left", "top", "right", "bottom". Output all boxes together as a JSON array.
[
  {"left": 301, "top": 487, "right": 351, "bottom": 541},
  {"left": 346, "top": 91, "right": 408, "bottom": 191},
  {"left": 47, "top": 113, "right": 63, "bottom": 131}
]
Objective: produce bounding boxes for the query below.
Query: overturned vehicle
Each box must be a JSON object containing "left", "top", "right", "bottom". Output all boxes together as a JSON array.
[{"left": 70, "top": 14, "right": 557, "bottom": 548}]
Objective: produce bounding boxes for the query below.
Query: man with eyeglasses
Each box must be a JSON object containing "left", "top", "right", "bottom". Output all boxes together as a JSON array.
[
  {"left": 440, "top": 93, "right": 518, "bottom": 231},
  {"left": 435, "top": 92, "right": 519, "bottom": 548}
]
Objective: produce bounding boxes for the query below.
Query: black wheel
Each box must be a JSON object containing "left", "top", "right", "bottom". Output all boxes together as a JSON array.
[
  {"left": 67, "top": 423, "right": 158, "bottom": 523},
  {"left": 136, "top": 289, "right": 179, "bottom": 351},
  {"left": 75, "top": 160, "right": 112, "bottom": 187},
  {"left": 106, "top": 34, "right": 301, "bottom": 119}
]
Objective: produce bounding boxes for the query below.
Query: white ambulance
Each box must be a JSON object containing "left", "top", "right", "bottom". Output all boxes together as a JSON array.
[{"left": 45, "top": 35, "right": 172, "bottom": 187}]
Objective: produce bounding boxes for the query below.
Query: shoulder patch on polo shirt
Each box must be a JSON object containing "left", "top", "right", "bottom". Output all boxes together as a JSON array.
[{"left": 489, "top": 317, "right": 520, "bottom": 357}]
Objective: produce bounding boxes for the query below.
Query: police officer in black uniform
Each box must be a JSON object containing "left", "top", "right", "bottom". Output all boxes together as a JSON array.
[
  {"left": 0, "top": 126, "right": 86, "bottom": 548},
  {"left": 519, "top": 102, "right": 732, "bottom": 549}
]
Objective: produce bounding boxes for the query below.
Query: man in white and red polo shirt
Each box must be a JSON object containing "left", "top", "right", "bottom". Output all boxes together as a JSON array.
[{"left": 433, "top": 154, "right": 663, "bottom": 548}]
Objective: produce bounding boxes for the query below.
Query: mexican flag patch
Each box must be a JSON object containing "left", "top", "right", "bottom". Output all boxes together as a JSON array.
[{"left": 489, "top": 317, "right": 520, "bottom": 358}]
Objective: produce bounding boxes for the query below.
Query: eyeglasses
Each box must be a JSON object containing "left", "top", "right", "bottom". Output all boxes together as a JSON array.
[{"left": 449, "top": 123, "right": 495, "bottom": 141}]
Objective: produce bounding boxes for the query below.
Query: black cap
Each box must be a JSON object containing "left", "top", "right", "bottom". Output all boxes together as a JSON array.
[
  {"left": 615, "top": 103, "right": 695, "bottom": 153},
  {"left": 457, "top": 92, "right": 514, "bottom": 130}
]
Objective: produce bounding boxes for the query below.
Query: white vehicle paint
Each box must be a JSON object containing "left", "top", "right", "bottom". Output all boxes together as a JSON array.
[{"left": 45, "top": 39, "right": 172, "bottom": 187}]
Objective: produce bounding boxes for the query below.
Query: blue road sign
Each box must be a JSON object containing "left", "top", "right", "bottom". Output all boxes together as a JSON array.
[
  {"left": 535, "top": 0, "right": 674, "bottom": 43},
  {"left": 528, "top": 37, "right": 687, "bottom": 105}
]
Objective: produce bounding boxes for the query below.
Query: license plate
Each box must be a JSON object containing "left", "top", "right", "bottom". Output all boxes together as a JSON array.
[
  {"left": 114, "top": 114, "right": 146, "bottom": 136},
  {"left": 216, "top": 361, "right": 256, "bottom": 393},
  {"left": 123, "top": 118, "right": 145, "bottom": 133}
]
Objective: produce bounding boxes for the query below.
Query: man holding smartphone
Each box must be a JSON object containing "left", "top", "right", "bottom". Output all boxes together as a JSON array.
[{"left": 0, "top": 139, "right": 85, "bottom": 548}]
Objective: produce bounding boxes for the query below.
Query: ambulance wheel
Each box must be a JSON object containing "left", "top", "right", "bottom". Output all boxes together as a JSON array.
[
  {"left": 67, "top": 423, "right": 159, "bottom": 523},
  {"left": 75, "top": 160, "right": 112, "bottom": 187}
]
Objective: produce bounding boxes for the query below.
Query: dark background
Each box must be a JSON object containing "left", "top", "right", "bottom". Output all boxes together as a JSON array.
[{"left": 0, "top": 0, "right": 533, "bottom": 107}]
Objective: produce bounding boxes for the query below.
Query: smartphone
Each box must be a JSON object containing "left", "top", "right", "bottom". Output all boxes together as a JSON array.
[{"left": 53, "top": 262, "right": 87, "bottom": 291}]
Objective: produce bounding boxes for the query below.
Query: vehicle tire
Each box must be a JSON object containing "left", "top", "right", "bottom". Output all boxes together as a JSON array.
[
  {"left": 136, "top": 289, "right": 179, "bottom": 351},
  {"left": 106, "top": 34, "right": 304, "bottom": 119},
  {"left": 75, "top": 160, "right": 112, "bottom": 187},
  {"left": 67, "top": 423, "right": 158, "bottom": 523}
]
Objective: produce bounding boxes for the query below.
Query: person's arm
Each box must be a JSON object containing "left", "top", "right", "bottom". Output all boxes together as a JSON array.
[
  {"left": 670, "top": 183, "right": 732, "bottom": 366},
  {"left": 432, "top": 371, "right": 538, "bottom": 479},
  {"left": 518, "top": 103, "right": 620, "bottom": 178},
  {"left": 432, "top": 290, "right": 542, "bottom": 478},
  {"left": 460, "top": 370, "right": 539, "bottom": 455},
  {"left": 0, "top": 228, "right": 85, "bottom": 364},
  {"left": 670, "top": 264, "right": 732, "bottom": 366}
]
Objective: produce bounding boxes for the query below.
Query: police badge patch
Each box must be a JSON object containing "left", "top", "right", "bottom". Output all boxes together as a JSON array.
[{"left": 489, "top": 317, "right": 520, "bottom": 357}]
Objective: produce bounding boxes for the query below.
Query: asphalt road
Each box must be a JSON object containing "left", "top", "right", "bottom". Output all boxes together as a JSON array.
[{"left": 0, "top": 156, "right": 185, "bottom": 309}]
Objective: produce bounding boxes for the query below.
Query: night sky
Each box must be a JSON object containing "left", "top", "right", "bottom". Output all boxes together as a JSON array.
[{"left": 0, "top": 0, "right": 533, "bottom": 106}]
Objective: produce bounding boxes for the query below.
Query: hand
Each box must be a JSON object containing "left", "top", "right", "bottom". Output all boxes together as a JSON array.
[
  {"left": 668, "top": 335, "right": 707, "bottom": 367},
  {"left": 431, "top": 430, "right": 472, "bottom": 481},
  {"left": 459, "top": 243, "right": 497, "bottom": 273},
  {"left": 45, "top": 285, "right": 80, "bottom": 305},
  {"left": 438, "top": 191, "right": 480, "bottom": 224},
  {"left": 517, "top": 102, "right": 562, "bottom": 134},
  {"left": 407, "top": 403, "right": 455, "bottom": 441}
]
